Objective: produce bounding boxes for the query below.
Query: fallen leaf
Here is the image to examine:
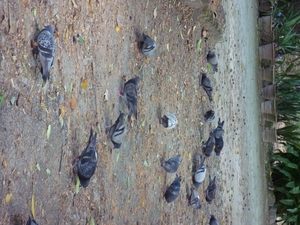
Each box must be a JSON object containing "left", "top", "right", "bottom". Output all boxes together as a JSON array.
[
  {"left": 75, "top": 176, "right": 80, "bottom": 194},
  {"left": 31, "top": 193, "right": 35, "bottom": 219},
  {"left": 22, "top": 0, "right": 28, "bottom": 7},
  {"left": 104, "top": 89, "right": 108, "bottom": 101},
  {"left": 12, "top": 55, "right": 17, "bottom": 62},
  {"left": 127, "top": 177, "right": 130, "bottom": 188},
  {"left": 143, "top": 160, "right": 148, "bottom": 167},
  {"left": 36, "top": 163, "right": 40, "bottom": 171},
  {"left": 46, "top": 125, "right": 51, "bottom": 139},
  {"left": 196, "top": 39, "right": 201, "bottom": 51},
  {"left": 46, "top": 169, "right": 51, "bottom": 175},
  {"left": 115, "top": 25, "right": 120, "bottom": 32},
  {"left": 31, "top": 8, "right": 37, "bottom": 17},
  {"left": 70, "top": 96, "right": 76, "bottom": 109},
  {"left": 116, "top": 152, "right": 120, "bottom": 162},
  {"left": 69, "top": 82, "right": 73, "bottom": 93},
  {"left": 59, "top": 116, "right": 64, "bottom": 127},
  {"left": 154, "top": 7, "right": 157, "bottom": 19},
  {"left": 141, "top": 120, "right": 146, "bottom": 127},
  {"left": 90, "top": 216, "right": 95, "bottom": 225},
  {"left": 78, "top": 35, "right": 85, "bottom": 44},
  {"left": 5, "top": 193, "right": 13, "bottom": 203},
  {"left": 0, "top": 91, "right": 4, "bottom": 106},
  {"left": 81, "top": 78, "right": 88, "bottom": 90},
  {"left": 166, "top": 43, "right": 169, "bottom": 52},
  {"left": 31, "top": 40, "right": 38, "bottom": 48},
  {"left": 59, "top": 104, "right": 66, "bottom": 116}
]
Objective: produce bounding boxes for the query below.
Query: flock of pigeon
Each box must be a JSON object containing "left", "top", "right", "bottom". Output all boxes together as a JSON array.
[{"left": 26, "top": 25, "right": 222, "bottom": 224}]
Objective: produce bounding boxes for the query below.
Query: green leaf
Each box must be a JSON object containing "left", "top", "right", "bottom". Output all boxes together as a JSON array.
[
  {"left": 89, "top": 216, "right": 95, "bottom": 225},
  {"left": 116, "top": 152, "right": 120, "bottom": 162},
  {"left": 196, "top": 39, "right": 201, "bottom": 51},
  {"left": 46, "top": 125, "right": 51, "bottom": 139},
  {"left": 290, "top": 186, "right": 300, "bottom": 195},
  {"left": 143, "top": 160, "right": 149, "bottom": 167},
  {"left": 280, "top": 199, "right": 295, "bottom": 206},
  {"left": 69, "top": 82, "right": 73, "bottom": 93},
  {"left": 127, "top": 177, "right": 130, "bottom": 188},
  {"left": 287, "top": 208, "right": 299, "bottom": 213},
  {"left": 286, "top": 181, "right": 295, "bottom": 188},
  {"left": 32, "top": 8, "right": 37, "bottom": 17},
  {"left": 46, "top": 168, "right": 51, "bottom": 175},
  {"left": 0, "top": 91, "right": 4, "bottom": 106},
  {"left": 78, "top": 35, "right": 85, "bottom": 44},
  {"left": 75, "top": 176, "right": 80, "bottom": 194},
  {"left": 36, "top": 163, "right": 40, "bottom": 171},
  {"left": 10, "top": 96, "right": 15, "bottom": 105},
  {"left": 141, "top": 120, "right": 146, "bottom": 127}
]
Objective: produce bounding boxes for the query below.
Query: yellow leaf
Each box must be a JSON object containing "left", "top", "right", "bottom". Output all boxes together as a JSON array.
[
  {"left": 5, "top": 193, "right": 13, "bottom": 203},
  {"left": 70, "top": 96, "right": 76, "bottom": 110},
  {"left": 188, "top": 152, "right": 191, "bottom": 161},
  {"left": 234, "top": 147, "right": 238, "bottom": 154},
  {"left": 116, "top": 25, "right": 120, "bottom": 32},
  {"left": 81, "top": 78, "right": 88, "bottom": 90},
  {"left": 31, "top": 193, "right": 35, "bottom": 219}
]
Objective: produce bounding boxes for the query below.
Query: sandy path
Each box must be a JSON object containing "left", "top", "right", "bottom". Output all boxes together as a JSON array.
[
  {"left": 215, "top": 0, "right": 268, "bottom": 224},
  {"left": 0, "top": 0, "right": 268, "bottom": 224}
]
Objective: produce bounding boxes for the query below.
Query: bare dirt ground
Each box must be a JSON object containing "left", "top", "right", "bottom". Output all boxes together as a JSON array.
[{"left": 0, "top": 0, "right": 268, "bottom": 224}]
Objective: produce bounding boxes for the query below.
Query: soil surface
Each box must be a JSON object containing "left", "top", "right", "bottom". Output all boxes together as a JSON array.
[{"left": 0, "top": 0, "right": 268, "bottom": 224}]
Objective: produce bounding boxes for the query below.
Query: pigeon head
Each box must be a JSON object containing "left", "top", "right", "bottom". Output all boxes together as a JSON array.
[
  {"left": 79, "top": 177, "right": 91, "bottom": 188},
  {"left": 44, "top": 25, "right": 54, "bottom": 34}
]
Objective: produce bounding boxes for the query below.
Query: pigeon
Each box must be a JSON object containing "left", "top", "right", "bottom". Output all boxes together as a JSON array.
[
  {"left": 26, "top": 216, "right": 39, "bottom": 225},
  {"left": 202, "top": 131, "right": 215, "bottom": 157},
  {"left": 161, "top": 114, "right": 178, "bottom": 129},
  {"left": 74, "top": 129, "right": 98, "bottom": 188},
  {"left": 200, "top": 73, "right": 213, "bottom": 102},
  {"left": 119, "top": 76, "right": 140, "bottom": 120},
  {"left": 213, "top": 118, "right": 224, "bottom": 139},
  {"left": 214, "top": 136, "right": 224, "bottom": 156},
  {"left": 36, "top": 25, "right": 56, "bottom": 82},
  {"left": 161, "top": 155, "right": 180, "bottom": 173},
  {"left": 209, "top": 215, "right": 220, "bottom": 225},
  {"left": 137, "top": 33, "right": 157, "bottom": 56},
  {"left": 164, "top": 174, "right": 181, "bottom": 203},
  {"left": 193, "top": 155, "right": 206, "bottom": 189},
  {"left": 205, "top": 176, "right": 217, "bottom": 204},
  {"left": 207, "top": 50, "right": 218, "bottom": 72},
  {"left": 108, "top": 112, "right": 127, "bottom": 149},
  {"left": 189, "top": 188, "right": 202, "bottom": 209},
  {"left": 204, "top": 110, "right": 215, "bottom": 122}
]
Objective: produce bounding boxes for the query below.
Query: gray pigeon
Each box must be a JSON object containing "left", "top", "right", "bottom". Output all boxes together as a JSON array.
[
  {"left": 108, "top": 112, "right": 127, "bottom": 149},
  {"left": 207, "top": 50, "right": 218, "bottom": 72},
  {"left": 138, "top": 33, "right": 157, "bottom": 56},
  {"left": 26, "top": 216, "right": 39, "bottom": 225},
  {"left": 205, "top": 176, "right": 217, "bottom": 204},
  {"left": 161, "top": 113, "right": 178, "bottom": 129},
  {"left": 189, "top": 188, "right": 202, "bottom": 209},
  {"left": 164, "top": 174, "right": 181, "bottom": 203},
  {"left": 36, "top": 25, "right": 56, "bottom": 82},
  {"left": 161, "top": 155, "right": 180, "bottom": 173},
  {"left": 200, "top": 73, "right": 213, "bottom": 102},
  {"left": 214, "top": 118, "right": 224, "bottom": 156},
  {"left": 215, "top": 137, "right": 224, "bottom": 156},
  {"left": 202, "top": 131, "right": 216, "bottom": 157},
  {"left": 74, "top": 129, "right": 98, "bottom": 188},
  {"left": 204, "top": 110, "right": 215, "bottom": 122},
  {"left": 193, "top": 155, "right": 206, "bottom": 189},
  {"left": 213, "top": 118, "right": 224, "bottom": 139},
  {"left": 119, "top": 77, "right": 140, "bottom": 120},
  {"left": 209, "top": 215, "right": 220, "bottom": 225}
]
